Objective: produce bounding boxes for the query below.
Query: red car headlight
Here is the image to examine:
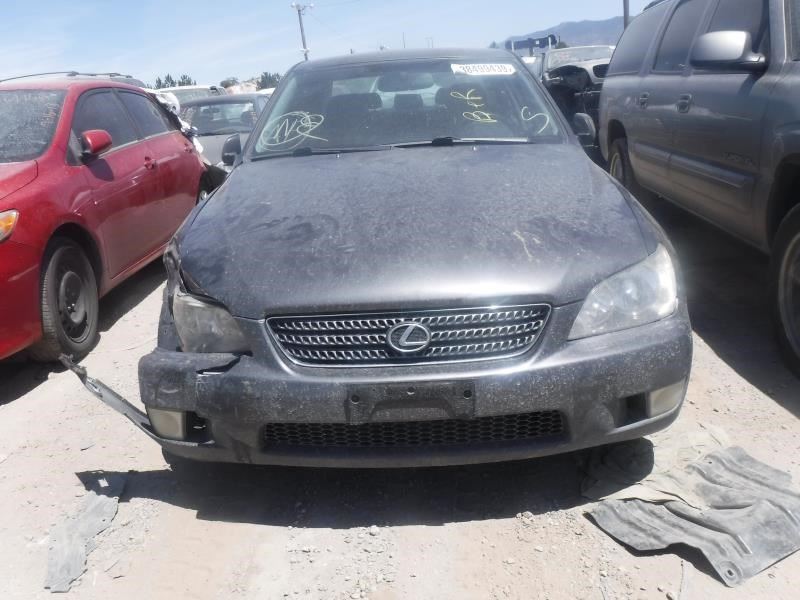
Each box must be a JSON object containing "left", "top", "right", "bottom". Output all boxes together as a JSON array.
[{"left": 0, "top": 210, "right": 19, "bottom": 243}]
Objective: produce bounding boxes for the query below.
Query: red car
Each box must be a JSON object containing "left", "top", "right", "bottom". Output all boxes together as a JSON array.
[{"left": 0, "top": 75, "right": 206, "bottom": 361}]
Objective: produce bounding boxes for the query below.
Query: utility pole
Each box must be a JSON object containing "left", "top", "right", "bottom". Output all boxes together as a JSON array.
[
  {"left": 623, "top": 0, "right": 630, "bottom": 29},
  {"left": 402, "top": 32, "right": 406, "bottom": 49},
  {"left": 291, "top": 3, "right": 313, "bottom": 61}
]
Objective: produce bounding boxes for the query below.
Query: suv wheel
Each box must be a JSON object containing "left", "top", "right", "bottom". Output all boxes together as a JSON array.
[
  {"left": 608, "top": 138, "right": 654, "bottom": 202},
  {"left": 29, "top": 238, "right": 99, "bottom": 363},
  {"left": 772, "top": 205, "right": 800, "bottom": 376}
]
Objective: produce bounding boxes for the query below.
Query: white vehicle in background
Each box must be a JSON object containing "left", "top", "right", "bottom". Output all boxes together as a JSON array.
[
  {"left": 161, "top": 84, "right": 226, "bottom": 104},
  {"left": 143, "top": 89, "right": 180, "bottom": 114},
  {"left": 257, "top": 87, "right": 275, "bottom": 99}
]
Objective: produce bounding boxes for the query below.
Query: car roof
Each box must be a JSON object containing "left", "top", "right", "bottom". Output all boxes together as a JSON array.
[
  {"left": 0, "top": 74, "right": 145, "bottom": 93},
  {"left": 161, "top": 85, "right": 222, "bottom": 91},
  {"left": 180, "top": 94, "right": 260, "bottom": 108},
  {"left": 294, "top": 47, "right": 518, "bottom": 71}
]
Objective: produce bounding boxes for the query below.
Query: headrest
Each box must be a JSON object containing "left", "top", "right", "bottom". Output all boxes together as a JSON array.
[
  {"left": 394, "top": 94, "right": 424, "bottom": 112},
  {"left": 326, "top": 93, "right": 382, "bottom": 115}
]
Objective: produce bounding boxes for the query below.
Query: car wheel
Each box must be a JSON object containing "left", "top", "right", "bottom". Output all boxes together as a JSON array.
[
  {"left": 29, "top": 238, "right": 99, "bottom": 363},
  {"left": 608, "top": 138, "right": 654, "bottom": 203},
  {"left": 772, "top": 205, "right": 800, "bottom": 377}
]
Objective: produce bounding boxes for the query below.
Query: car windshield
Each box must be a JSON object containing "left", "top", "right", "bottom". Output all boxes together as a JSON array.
[
  {"left": 545, "top": 46, "right": 614, "bottom": 70},
  {"left": 181, "top": 100, "right": 261, "bottom": 135},
  {"left": 170, "top": 88, "right": 214, "bottom": 103},
  {"left": 251, "top": 57, "right": 562, "bottom": 156},
  {"left": 0, "top": 90, "right": 65, "bottom": 163}
]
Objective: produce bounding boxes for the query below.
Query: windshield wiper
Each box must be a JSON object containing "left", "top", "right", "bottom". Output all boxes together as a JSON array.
[
  {"left": 250, "top": 145, "right": 391, "bottom": 161},
  {"left": 392, "top": 137, "right": 533, "bottom": 148}
]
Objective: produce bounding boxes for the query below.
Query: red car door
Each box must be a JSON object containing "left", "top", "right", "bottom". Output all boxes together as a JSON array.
[
  {"left": 71, "top": 89, "right": 162, "bottom": 278},
  {"left": 117, "top": 91, "right": 199, "bottom": 245}
]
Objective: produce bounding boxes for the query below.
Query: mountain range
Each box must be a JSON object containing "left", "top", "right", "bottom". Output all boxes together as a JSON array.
[{"left": 503, "top": 16, "right": 625, "bottom": 48}]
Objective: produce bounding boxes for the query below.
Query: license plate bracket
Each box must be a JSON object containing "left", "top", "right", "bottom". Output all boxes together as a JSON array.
[{"left": 345, "top": 381, "right": 476, "bottom": 425}]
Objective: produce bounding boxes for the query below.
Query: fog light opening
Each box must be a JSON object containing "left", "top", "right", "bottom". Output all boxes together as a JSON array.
[
  {"left": 147, "top": 408, "right": 187, "bottom": 441},
  {"left": 646, "top": 379, "right": 688, "bottom": 418}
]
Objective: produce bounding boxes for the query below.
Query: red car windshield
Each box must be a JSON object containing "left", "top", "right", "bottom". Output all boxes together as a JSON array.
[{"left": 0, "top": 90, "right": 65, "bottom": 163}]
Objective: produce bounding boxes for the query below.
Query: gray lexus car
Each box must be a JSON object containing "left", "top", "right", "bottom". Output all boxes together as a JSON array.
[{"left": 67, "top": 49, "right": 692, "bottom": 468}]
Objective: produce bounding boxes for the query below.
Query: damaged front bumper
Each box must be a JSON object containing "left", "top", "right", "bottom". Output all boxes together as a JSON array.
[{"left": 62, "top": 305, "right": 693, "bottom": 468}]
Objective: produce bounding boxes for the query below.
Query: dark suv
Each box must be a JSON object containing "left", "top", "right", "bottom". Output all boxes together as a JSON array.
[{"left": 599, "top": 0, "right": 800, "bottom": 375}]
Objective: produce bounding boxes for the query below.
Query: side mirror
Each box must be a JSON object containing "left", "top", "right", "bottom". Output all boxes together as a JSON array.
[
  {"left": 690, "top": 31, "right": 767, "bottom": 73},
  {"left": 221, "top": 134, "right": 242, "bottom": 166},
  {"left": 593, "top": 64, "right": 609, "bottom": 78},
  {"left": 80, "top": 129, "right": 112, "bottom": 158},
  {"left": 572, "top": 113, "right": 597, "bottom": 147}
]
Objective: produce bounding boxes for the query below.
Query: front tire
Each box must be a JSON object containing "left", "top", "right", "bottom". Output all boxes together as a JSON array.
[
  {"left": 608, "top": 138, "right": 655, "bottom": 203},
  {"left": 29, "top": 238, "right": 99, "bottom": 363},
  {"left": 772, "top": 206, "right": 800, "bottom": 377}
]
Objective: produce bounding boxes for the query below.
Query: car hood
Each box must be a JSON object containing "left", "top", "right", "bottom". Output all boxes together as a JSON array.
[
  {"left": 0, "top": 161, "right": 38, "bottom": 204},
  {"left": 198, "top": 133, "right": 251, "bottom": 166},
  {"left": 177, "top": 144, "right": 649, "bottom": 318}
]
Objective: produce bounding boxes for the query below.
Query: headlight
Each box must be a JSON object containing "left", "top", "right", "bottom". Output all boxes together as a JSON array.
[
  {"left": 569, "top": 245, "right": 677, "bottom": 340},
  {"left": 0, "top": 210, "right": 19, "bottom": 243},
  {"left": 172, "top": 291, "right": 250, "bottom": 353}
]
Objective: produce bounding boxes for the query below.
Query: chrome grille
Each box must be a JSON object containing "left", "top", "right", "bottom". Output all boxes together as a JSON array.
[
  {"left": 267, "top": 305, "right": 550, "bottom": 366},
  {"left": 262, "top": 411, "right": 566, "bottom": 449}
]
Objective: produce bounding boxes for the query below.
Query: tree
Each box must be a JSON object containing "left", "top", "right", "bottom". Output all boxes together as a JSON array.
[
  {"left": 489, "top": 41, "right": 499, "bottom": 49},
  {"left": 220, "top": 76, "right": 239, "bottom": 88},
  {"left": 257, "top": 71, "right": 282, "bottom": 90},
  {"left": 177, "top": 74, "right": 196, "bottom": 86},
  {"left": 555, "top": 41, "right": 569, "bottom": 49}
]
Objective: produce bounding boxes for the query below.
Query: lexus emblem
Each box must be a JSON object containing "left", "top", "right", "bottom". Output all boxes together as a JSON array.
[{"left": 386, "top": 322, "right": 432, "bottom": 354}]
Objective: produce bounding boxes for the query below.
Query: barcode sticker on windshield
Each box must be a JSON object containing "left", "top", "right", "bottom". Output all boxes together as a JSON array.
[{"left": 451, "top": 64, "right": 516, "bottom": 76}]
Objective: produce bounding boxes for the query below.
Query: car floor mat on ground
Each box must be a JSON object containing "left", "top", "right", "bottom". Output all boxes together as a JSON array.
[{"left": 588, "top": 446, "right": 800, "bottom": 587}]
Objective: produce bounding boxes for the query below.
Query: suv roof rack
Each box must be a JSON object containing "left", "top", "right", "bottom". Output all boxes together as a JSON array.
[{"left": 0, "top": 71, "right": 143, "bottom": 85}]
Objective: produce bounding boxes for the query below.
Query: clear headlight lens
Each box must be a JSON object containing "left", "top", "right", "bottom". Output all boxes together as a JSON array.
[
  {"left": 569, "top": 245, "right": 678, "bottom": 340},
  {"left": 172, "top": 291, "right": 250, "bottom": 353}
]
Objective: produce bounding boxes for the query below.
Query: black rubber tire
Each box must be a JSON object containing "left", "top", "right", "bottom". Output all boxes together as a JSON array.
[
  {"left": 608, "top": 138, "right": 656, "bottom": 203},
  {"left": 28, "top": 238, "right": 99, "bottom": 363},
  {"left": 771, "top": 205, "right": 800, "bottom": 377}
]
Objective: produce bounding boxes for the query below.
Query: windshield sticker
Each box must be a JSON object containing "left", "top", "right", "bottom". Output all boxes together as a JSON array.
[
  {"left": 450, "top": 89, "right": 485, "bottom": 108},
  {"left": 521, "top": 107, "right": 551, "bottom": 134},
  {"left": 463, "top": 111, "right": 497, "bottom": 124},
  {"left": 451, "top": 64, "right": 516, "bottom": 76},
  {"left": 257, "top": 111, "right": 327, "bottom": 151}
]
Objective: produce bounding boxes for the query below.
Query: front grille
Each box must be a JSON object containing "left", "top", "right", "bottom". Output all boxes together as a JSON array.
[
  {"left": 267, "top": 305, "right": 550, "bottom": 366},
  {"left": 262, "top": 411, "right": 566, "bottom": 449}
]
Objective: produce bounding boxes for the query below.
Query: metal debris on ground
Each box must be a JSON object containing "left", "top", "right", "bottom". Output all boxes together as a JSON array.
[
  {"left": 587, "top": 444, "right": 800, "bottom": 587},
  {"left": 44, "top": 473, "right": 127, "bottom": 592}
]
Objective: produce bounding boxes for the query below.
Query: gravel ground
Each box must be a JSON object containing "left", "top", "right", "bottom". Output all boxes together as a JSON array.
[{"left": 1, "top": 201, "right": 799, "bottom": 600}]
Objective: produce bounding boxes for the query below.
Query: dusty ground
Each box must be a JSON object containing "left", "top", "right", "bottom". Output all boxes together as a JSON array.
[{"left": 1, "top": 200, "right": 799, "bottom": 600}]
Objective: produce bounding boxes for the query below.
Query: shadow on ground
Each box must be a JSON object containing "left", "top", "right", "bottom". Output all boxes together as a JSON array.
[
  {"left": 641, "top": 198, "right": 800, "bottom": 418},
  {"left": 0, "top": 261, "right": 165, "bottom": 406},
  {"left": 76, "top": 445, "right": 632, "bottom": 529}
]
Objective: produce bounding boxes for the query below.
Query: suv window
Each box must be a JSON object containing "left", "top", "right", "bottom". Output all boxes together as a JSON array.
[
  {"left": 72, "top": 91, "right": 137, "bottom": 150},
  {"left": 607, "top": 1, "right": 670, "bottom": 76},
  {"left": 654, "top": 0, "right": 712, "bottom": 72},
  {"left": 707, "top": 0, "right": 769, "bottom": 54},
  {"left": 118, "top": 92, "right": 172, "bottom": 138}
]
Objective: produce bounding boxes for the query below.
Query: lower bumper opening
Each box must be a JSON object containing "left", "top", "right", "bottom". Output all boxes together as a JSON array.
[{"left": 261, "top": 411, "right": 567, "bottom": 450}]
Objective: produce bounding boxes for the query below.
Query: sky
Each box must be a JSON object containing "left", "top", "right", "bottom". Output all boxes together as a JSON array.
[{"left": 0, "top": 0, "right": 650, "bottom": 86}]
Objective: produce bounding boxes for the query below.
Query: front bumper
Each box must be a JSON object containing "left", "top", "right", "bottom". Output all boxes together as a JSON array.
[
  {"left": 129, "top": 302, "right": 692, "bottom": 468},
  {"left": 0, "top": 240, "right": 42, "bottom": 359}
]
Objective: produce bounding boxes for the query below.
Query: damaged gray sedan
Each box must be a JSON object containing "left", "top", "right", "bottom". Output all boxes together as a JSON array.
[{"left": 67, "top": 49, "right": 692, "bottom": 468}]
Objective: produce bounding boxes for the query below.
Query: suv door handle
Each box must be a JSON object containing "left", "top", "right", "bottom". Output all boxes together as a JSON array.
[
  {"left": 677, "top": 93, "right": 693, "bottom": 113},
  {"left": 638, "top": 93, "right": 650, "bottom": 109},
  {"left": 144, "top": 157, "right": 157, "bottom": 170}
]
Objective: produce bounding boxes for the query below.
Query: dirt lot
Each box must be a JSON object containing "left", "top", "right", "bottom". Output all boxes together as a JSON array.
[{"left": 1, "top": 201, "right": 799, "bottom": 600}]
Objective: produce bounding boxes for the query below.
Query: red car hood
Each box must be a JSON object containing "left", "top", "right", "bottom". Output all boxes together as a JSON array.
[{"left": 0, "top": 161, "right": 38, "bottom": 204}]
